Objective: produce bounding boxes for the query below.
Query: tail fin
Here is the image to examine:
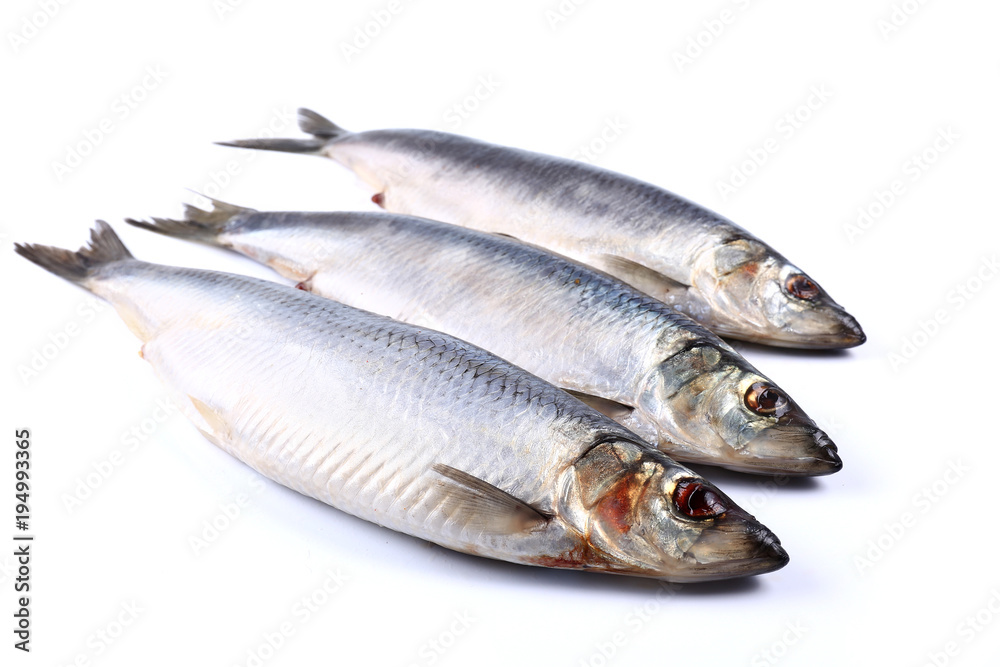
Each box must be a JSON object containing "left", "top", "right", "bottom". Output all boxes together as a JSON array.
[
  {"left": 297, "top": 108, "right": 346, "bottom": 139},
  {"left": 125, "top": 196, "right": 255, "bottom": 245},
  {"left": 215, "top": 108, "right": 349, "bottom": 154},
  {"left": 14, "top": 221, "right": 133, "bottom": 284}
]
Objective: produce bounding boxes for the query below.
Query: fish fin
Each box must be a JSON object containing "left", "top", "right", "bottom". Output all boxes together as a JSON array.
[
  {"left": 188, "top": 395, "right": 231, "bottom": 447},
  {"left": 297, "top": 108, "right": 348, "bottom": 139},
  {"left": 595, "top": 254, "right": 690, "bottom": 298},
  {"left": 125, "top": 196, "right": 255, "bottom": 245},
  {"left": 215, "top": 137, "right": 327, "bottom": 154},
  {"left": 562, "top": 389, "right": 635, "bottom": 421},
  {"left": 215, "top": 108, "right": 350, "bottom": 154},
  {"left": 563, "top": 390, "right": 661, "bottom": 445},
  {"left": 14, "top": 220, "right": 133, "bottom": 286},
  {"left": 432, "top": 464, "right": 550, "bottom": 533}
]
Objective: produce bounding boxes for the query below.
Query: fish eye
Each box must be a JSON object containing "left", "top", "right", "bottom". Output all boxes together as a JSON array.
[
  {"left": 785, "top": 274, "right": 820, "bottom": 300},
  {"left": 673, "top": 480, "right": 727, "bottom": 519},
  {"left": 745, "top": 382, "right": 790, "bottom": 417}
]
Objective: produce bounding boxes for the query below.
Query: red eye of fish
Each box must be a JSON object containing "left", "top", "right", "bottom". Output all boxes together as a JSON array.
[
  {"left": 745, "top": 382, "right": 790, "bottom": 417},
  {"left": 785, "top": 274, "right": 820, "bottom": 300},
  {"left": 674, "top": 480, "right": 726, "bottom": 519}
]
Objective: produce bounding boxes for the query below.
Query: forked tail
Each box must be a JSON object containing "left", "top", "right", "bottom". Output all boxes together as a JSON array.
[
  {"left": 125, "top": 197, "right": 255, "bottom": 245},
  {"left": 14, "top": 221, "right": 133, "bottom": 285},
  {"left": 215, "top": 108, "right": 349, "bottom": 154}
]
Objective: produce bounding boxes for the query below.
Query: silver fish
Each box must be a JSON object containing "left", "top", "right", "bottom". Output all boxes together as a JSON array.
[
  {"left": 219, "top": 108, "right": 865, "bottom": 350},
  {"left": 14, "top": 223, "right": 789, "bottom": 582},
  {"left": 127, "top": 201, "right": 841, "bottom": 476}
]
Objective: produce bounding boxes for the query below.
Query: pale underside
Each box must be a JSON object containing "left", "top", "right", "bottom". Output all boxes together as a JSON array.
[{"left": 89, "top": 260, "right": 637, "bottom": 566}]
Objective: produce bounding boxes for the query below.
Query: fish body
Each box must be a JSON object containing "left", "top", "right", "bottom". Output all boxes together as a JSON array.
[
  {"left": 14, "top": 223, "right": 788, "bottom": 582},
  {"left": 129, "top": 203, "right": 841, "bottom": 476},
  {"left": 219, "top": 109, "right": 865, "bottom": 349}
]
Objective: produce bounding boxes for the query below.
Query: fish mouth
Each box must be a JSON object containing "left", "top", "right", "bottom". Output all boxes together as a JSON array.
[
  {"left": 734, "top": 426, "right": 843, "bottom": 477},
  {"left": 764, "top": 309, "right": 866, "bottom": 350},
  {"left": 709, "top": 313, "right": 866, "bottom": 350},
  {"left": 678, "top": 511, "right": 790, "bottom": 582}
]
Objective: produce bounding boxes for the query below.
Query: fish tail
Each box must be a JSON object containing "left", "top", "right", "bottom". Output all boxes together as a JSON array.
[
  {"left": 297, "top": 108, "right": 348, "bottom": 139},
  {"left": 14, "top": 221, "right": 134, "bottom": 285},
  {"left": 215, "top": 108, "right": 349, "bottom": 154},
  {"left": 125, "top": 196, "right": 255, "bottom": 245}
]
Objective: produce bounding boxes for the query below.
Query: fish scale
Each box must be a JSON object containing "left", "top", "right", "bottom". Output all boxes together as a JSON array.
[
  {"left": 132, "top": 269, "right": 575, "bottom": 529},
  {"left": 131, "top": 204, "right": 842, "bottom": 475},
  {"left": 15, "top": 222, "right": 790, "bottom": 581},
  {"left": 218, "top": 108, "right": 865, "bottom": 349}
]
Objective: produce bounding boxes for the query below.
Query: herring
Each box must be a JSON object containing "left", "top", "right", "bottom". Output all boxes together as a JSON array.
[
  {"left": 14, "top": 222, "right": 788, "bottom": 582},
  {"left": 216, "top": 108, "right": 865, "bottom": 350},
  {"left": 127, "top": 201, "right": 842, "bottom": 476}
]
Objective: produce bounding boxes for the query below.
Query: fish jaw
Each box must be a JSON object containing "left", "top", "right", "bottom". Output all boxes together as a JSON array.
[
  {"left": 686, "top": 239, "right": 866, "bottom": 349},
  {"left": 740, "top": 307, "right": 867, "bottom": 350},
  {"left": 553, "top": 440, "right": 789, "bottom": 582},
  {"left": 732, "top": 424, "right": 842, "bottom": 476},
  {"left": 679, "top": 506, "right": 790, "bottom": 582},
  {"left": 635, "top": 346, "right": 843, "bottom": 476}
]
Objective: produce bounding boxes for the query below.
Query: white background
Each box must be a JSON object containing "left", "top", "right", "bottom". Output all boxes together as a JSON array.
[{"left": 3, "top": 1, "right": 999, "bottom": 665}]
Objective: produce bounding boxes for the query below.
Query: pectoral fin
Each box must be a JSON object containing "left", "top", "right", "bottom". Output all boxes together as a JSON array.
[
  {"left": 595, "top": 254, "right": 690, "bottom": 299},
  {"left": 432, "top": 464, "right": 550, "bottom": 534},
  {"left": 562, "top": 389, "right": 635, "bottom": 421},
  {"left": 563, "top": 389, "right": 660, "bottom": 445}
]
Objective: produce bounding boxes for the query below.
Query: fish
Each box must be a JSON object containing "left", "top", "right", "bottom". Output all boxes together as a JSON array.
[
  {"left": 127, "top": 200, "right": 842, "bottom": 476},
  {"left": 217, "top": 108, "right": 865, "bottom": 350},
  {"left": 14, "top": 222, "right": 789, "bottom": 582}
]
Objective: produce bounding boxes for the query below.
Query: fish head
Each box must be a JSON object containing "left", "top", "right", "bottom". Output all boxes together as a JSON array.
[
  {"left": 560, "top": 440, "right": 788, "bottom": 581},
  {"left": 689, "top": 238, "right": 865, "bottom": 349},
  {"left": 638, "top": 345, "right": 841, "bottom": 476}
]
